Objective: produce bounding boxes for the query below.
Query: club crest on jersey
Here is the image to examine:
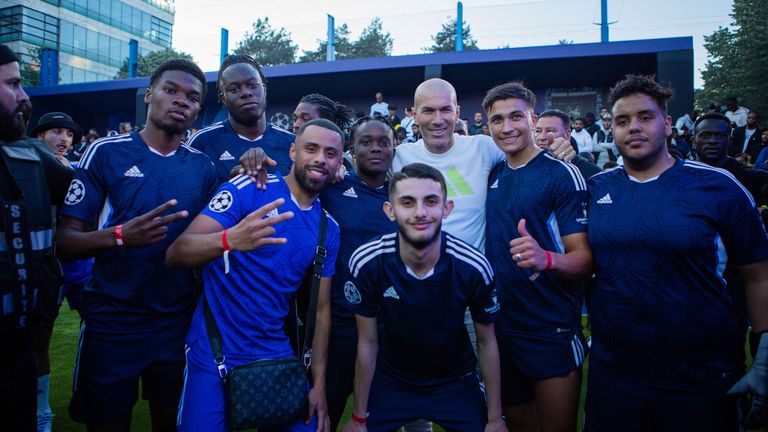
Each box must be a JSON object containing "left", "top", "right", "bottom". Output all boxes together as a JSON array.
[
  {"left": 485, "top": 288, "right": 500, "bottom": 314},
  {"left": 65, "top": 179, "right": 85, "bottom": 205},
  {"left": 344, "top": 281, "right": 361, "bottom": 304},
  {"left": 209, "top": 190, "right": 234, "bottom": 213}
]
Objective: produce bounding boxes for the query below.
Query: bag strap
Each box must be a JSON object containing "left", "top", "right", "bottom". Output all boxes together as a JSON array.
[
  {"left": 202, "top": 210, "right": 328, "bottom": 375},
  {"left": 301, "top": 210, "right": 327, "bottom": 367}
]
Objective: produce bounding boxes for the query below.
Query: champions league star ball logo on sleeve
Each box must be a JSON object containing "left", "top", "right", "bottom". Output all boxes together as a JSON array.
[
  {"left": 344, "top": 281, "right": 361, "bottom": 305},
  {"left": 64, "top": 179, "right": 85, "bottom": 205},
  {"left": 208, "top": 190, "right": 234, "bottom": 213}
]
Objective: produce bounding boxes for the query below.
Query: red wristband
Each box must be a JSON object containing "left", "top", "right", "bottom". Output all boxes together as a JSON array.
[
  {"left": 221, "top": 230, "right": 231, "bottom": 251},
  {"left": 545, "top": 251, "right": 553, "bottom": 271},
  {"left": 351, "top": 412, "right": 367, "bottom": 424},
  {"left": 114, "top": 224, "right": 124, "bottom": 247}
]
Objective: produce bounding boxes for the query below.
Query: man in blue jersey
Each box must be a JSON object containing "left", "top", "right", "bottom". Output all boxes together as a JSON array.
[
  {"left": 319, "top": 116, "right": 396, "bottom": 430},
  {"left": 187, "top": 54, "right": 295, "bottom": 183},
  {"left": 482, "top": 82, "right": 593, "bottom": 432},
  {"left": 56, "top": 59, "right": 219, "bottom": 431},
  {"left": 341, "top": 163, "right": 506, "bottom": 432},
  {"left": 166, "top": 118, "right": 344, "bottom": 432},
  {"left": 585, "top": 74, "right": 768, "bottom": 431}
]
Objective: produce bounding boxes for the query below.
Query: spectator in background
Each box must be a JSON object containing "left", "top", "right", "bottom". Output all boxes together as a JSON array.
[
  {"left": 599, "top": 107, "right": 609, "bottom": 119},
  {"left": 669, "top": 127, "right": 692, "bottom": 160},
  {"left": 386, "top": 105, "right": 401, "bottom": 127},
  {"left": 400, "top": 106, "right": 416, "bottom": 139},
  {"left": 592, "top": 114, "right": 616, "bottom": 166},
  {"left": 535, "top": 110, "right": 601, "bottom": 179},
  {"left": 292, "top": 93, "right": 353, "bottom": 135},
  {"left": 395, "top": 126, "right": 407, "bottom": 146},
  {"left": 585, "top": 112, "right": 600, "bottom": 136},
  {"left": 407, "top": 123, "right": 422, "bottom": 143},
  {"left": 455, "top": 118, "right": 468, "bottom": 136},
  {"left": 602, "top": 160, "right": 618, "bottom": 171},
  {"left": 31, "top": 111, "right": 83, "bottom": 167},
  {"left": 752, "top": 130, "right": 768, "bottom": 171},
  {"left": 481, "top": 124, "right": 491, "bottom": 136},
  {"left": 729, "top": 111, "right": 763, "bottom": 161},
  {"left": 571, "top": 117, "right": 593, "bottom": 153},
  {"left": 469, "top": 112, "right": 486, "bottom": 135},
  {"left": 675, "top": 109, "right": 698, "bottom": 136},
  {"left": 370, "top": 90, "right": 388, "bottom": 117},
  {"left": 119, "top": 122, "right": 132, "bottom": 134},
  {"left": 724, "top": 95, "right": 750, "bottom": 127}
]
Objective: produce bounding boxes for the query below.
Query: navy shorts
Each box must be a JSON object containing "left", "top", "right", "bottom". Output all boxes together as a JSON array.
[
  {"left": 69, "top": 320, "right": 187, "bottom": 424},
  {"left": 325, "top": 318, "right": 357, "bottom": 429},
  {"left": 366, "top": 371, "right": 487, "bottom": 432},
  {"left": 584, "top": 364, "right": 740, "bottom": 432},
  {"left": 177, "top": 340, "right": 316, "bottom": 432},
  {"left": 497, "top": 328, "right": 587, "bottom": 406}
]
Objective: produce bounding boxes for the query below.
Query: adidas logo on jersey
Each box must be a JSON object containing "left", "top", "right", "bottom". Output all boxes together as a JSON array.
[
  {"left": 596, "top": 193, "right": 612, "bottom": 204},
  {"left": 383, "top": 286, "right": 400, "bottom": 300},
  {"left": 124, "top": 166, "right": 143, "bottom": 177},
  {"left": 266, "top": 208, "right": 279, "bottom": 218},
  {"left": 490, "top": 179, "right": 499, "bottom": 189},
  {"left": 219, "top": 151, "right": 235, "bottom": 161},
  {"left": 342, "top": 187, "right": 358, "bottom": 198}
]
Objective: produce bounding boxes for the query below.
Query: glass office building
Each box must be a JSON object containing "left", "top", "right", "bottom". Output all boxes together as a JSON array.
[{"left": 0, "top": 0, "right": 174, "bottom": 84}]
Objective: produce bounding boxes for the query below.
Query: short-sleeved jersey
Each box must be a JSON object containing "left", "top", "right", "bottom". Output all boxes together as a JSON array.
[
  {"left": 393, "top": 134, "right": 504, "bottom": 252},
  {"left": 347, "top": 232, "right": 499, "bottom": 387},
  {"left": 588, "top": 159, "right": 768, "bottom": 391},
  {"left": 485, "top": 151, "right": 588, "bottom": 334},
  {"left": 60, "top": 132, "right": 219, "bottom": 332},
  {"left": 186, "top": 173, "right": 340, "bottom": 363},
  {"left": 187, "top": 119, "right": 295, "bottom": 184},
  {"left": 319, "top": 173, "right": 394, "bottom": 323}
]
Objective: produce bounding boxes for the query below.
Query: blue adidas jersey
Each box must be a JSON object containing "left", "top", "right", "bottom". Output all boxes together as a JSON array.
[
  {"left": 319, "top": 173, "right": 395, "bottom": 323},
  {"left": 347, "top": 232, "right": 499, "bottom": 387},
  {"left": 186, "top": 173, "right": 340, "bottom": 363},
  {"left": 485, "top": 151, "right": 588, "bottom": 334},
  {"left": 60, "top": 132, "right": 219, "bottom": 331},
  {"left": 588, "top": 159, "right": 768, "bottom": 391},
  {"left": 187, "top": 119, "right": 295, "bottom": 184}
]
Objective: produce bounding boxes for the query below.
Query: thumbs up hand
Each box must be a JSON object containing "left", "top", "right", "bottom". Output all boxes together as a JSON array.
[{"left": 509, "top": 219, "right": 548, "bottom": 271}]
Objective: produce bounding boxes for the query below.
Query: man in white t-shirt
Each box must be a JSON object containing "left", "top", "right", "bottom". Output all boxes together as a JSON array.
[
  {"left": 570, "top": 118, "right": 593, "bottom": 153},
  {"left": 393, "top": 78, "right": 504, "bottom": 253},
  {"left": 370, "top": 91, "right": 389, "bottom": 117},
  {"left": 400, "top": 106, "right": 416, "bottom": 138}
]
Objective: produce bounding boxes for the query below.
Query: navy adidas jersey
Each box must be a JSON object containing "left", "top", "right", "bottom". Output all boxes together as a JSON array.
[
  {"left": 186, "top": 173, "right": 340, "bottom": 363},
  {"left": 347, "top": 232, "right": 499, "bottom": 387},
  {"left": 60, "top": 132, "right": 219, "bottom": 331},
  {"left": 319, "top": 173, "right": 395, "bottom": 322},
  {"left": 485, "top": 151, "right": 588, "bottom": 334},
  {"left": 588, "top": 159, "right": 768, "bottom": 391},
  {"left": 187, "top": 119, "right": 295, "bottom": 184}
]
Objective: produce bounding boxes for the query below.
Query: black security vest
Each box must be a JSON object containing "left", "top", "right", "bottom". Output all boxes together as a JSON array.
[{"left": 0, "top": 139, "right": 60, "bottom": 330}]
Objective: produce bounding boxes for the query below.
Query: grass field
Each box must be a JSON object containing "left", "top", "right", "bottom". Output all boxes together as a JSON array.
[{"left": 47, "top": 308, "right": 752, "bottom": 431}]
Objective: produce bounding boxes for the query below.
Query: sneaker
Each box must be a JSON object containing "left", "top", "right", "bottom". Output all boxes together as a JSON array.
[{"left": 37, "top": 411, "right": 54, "bottom": 432}]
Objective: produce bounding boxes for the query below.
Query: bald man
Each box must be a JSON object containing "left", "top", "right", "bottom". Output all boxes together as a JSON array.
[{"left": 393, "top": 78, "right": 504, "bottom": 253}]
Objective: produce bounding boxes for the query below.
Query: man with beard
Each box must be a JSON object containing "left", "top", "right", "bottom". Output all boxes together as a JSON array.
[
  {"left": 167, "top": 119, "right": 343, "bottom": 432},
  {"left": 585, "top": 75, "right": 768, "bottom": 431},
  {"left": 187, "top": 54, "right": 294, "bottom": 184},
  {"left": 340, "top": 163, "right": 505, "bottom": 432},
  {"left": 0, "top": 44, "right": 73, "bottom": 432},
  {"left": 31, "top": 111, "right": 82, "bottom": 167},
  {"left": 57, "top": 59, "right": 218, "bottom": 431}
]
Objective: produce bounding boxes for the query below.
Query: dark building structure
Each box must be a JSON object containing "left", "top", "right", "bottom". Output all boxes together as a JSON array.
[{"left": 26, "top": 36, "right": 693, "bottom": 134}]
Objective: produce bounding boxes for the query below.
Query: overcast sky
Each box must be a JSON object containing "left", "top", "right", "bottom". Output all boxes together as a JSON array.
[{"left": 171, "top": 0, "right": 733, "bottom": 88}]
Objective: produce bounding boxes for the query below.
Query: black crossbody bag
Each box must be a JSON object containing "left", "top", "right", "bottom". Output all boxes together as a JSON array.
[{"left": 202, "top": 211, "right": 327, "bottom": 431}]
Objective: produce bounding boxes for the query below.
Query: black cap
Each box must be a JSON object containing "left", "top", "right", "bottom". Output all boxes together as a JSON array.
[
  {"left": 0, "top": 44, "right": 19, "bottom": 67},
  {"left": 31, "top": 112, "right": 83, "bottom": 144}
]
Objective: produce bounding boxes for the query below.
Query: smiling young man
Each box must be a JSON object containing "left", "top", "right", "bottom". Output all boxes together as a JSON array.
[
  {"left": 341, "top": 163, "right": 505, "bottom": 432},
  {"left": 319, "top": 117, "right": 397, "bottom": 430},
  {"left": 57, "top": 59, "right": 218, "bottom": 432},
  {"left": 187, "top": 54, "right": 294, "bottom": 183},
  {"left": 167, "top": 118, "right": 343, "bottom": 432},
  {"left": 585, "top": 75, "right": 768, "bottom": 431},
  {"left": 483, "top": 82, "right": 592, "bottom": 432}
]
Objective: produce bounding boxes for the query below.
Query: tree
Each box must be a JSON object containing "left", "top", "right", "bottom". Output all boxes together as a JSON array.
[
  {"left": 115, "top": 47, "right": 193, "bottom": 79},
  {"left": 697, "top": 0, "right": 768, "bottom": 119},
  {"left": 234, "top": 17, "right": 297, "bottom": 66},
  {"left": 299, "top": 23, "right": 353, "bottom": 63},
  {"left": 20, "top": 46, "right": 41, "bottom": 87},
  {"left": 425, "top": 17, "right": 479, "bottom": 53},
  {"left": 351, "top": 17, "right": 393, "bottom": 59}
]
